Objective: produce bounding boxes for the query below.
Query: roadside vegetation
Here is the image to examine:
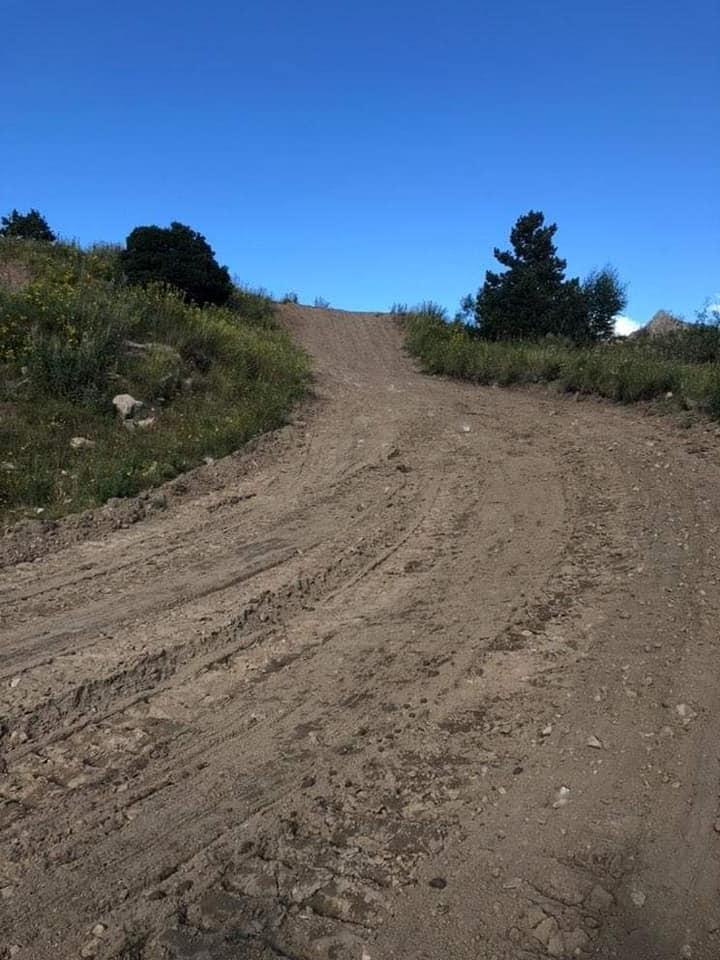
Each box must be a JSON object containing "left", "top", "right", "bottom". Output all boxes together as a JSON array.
[
  {"left": 0, "top": 212, "right": 310, "bottom": 525},
  {"left": 401, "top": 210, "right": 720, "bottom": 418}
]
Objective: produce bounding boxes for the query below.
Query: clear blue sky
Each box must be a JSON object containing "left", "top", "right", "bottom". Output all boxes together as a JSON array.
[{"left": 3, "top": 0, "right": 718, "bottom": 325}]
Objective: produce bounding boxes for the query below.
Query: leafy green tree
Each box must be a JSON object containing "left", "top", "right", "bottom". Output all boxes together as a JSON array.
[
  {"left": 582, "top": 267, "right": 627, "bottom": 340},
  {"left": 472, "top": 211, "right": 591, "bottom": 342},
  {"left": 0, "top": 208, "right": 56, "bottom": 242},
  {"left": 121, "top": 222, "right": 233, "bottom": 306}
]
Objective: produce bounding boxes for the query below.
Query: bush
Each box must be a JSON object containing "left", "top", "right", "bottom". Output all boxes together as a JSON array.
[
  {"left": 228, "top": 285, "right": 276, "bottom": 327},
  {"left": 402, "top": 306, "right": 720, "bottom": 419},
  {"left": 121, "top": 222, "right": 233, "bottom": 306}
]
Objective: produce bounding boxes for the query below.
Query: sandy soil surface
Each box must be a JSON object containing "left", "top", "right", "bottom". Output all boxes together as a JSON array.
[{"left": 2, "top": 304, "right": 720, "bottom": 960}]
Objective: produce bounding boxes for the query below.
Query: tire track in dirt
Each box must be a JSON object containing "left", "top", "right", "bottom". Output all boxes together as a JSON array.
[{"left": 2, "top": 306, "right": 720, "bottom": 959}]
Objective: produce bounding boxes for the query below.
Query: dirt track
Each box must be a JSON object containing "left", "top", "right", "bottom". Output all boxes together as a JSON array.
[{"left": 2, "top": 305, "right": 720, "bottom": 960}]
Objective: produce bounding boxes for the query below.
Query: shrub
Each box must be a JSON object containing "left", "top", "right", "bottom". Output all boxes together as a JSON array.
[
  {"left": 228, "top": 285, "right": 276, "bottom": 327},
  {"left": 401, "top": 307, "right": 720, "bottom": 421},
  {"left": 121, "top": 222, "right": 233, "bottom": 306},
  {"left": 28, "top": 324, "right": 123, "bottom": 401}
]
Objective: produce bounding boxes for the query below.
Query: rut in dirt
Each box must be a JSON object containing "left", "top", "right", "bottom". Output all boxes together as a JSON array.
[{"left": 1, "top": 304, "right": 720, "bottom": 960}]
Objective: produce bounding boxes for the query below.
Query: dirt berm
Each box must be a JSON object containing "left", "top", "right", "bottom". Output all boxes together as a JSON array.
[{"left": 1, "top": 304, "right": 719, "bottom": 959}]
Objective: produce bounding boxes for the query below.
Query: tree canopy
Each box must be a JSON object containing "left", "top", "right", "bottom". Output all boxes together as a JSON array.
[
  {"left": 121, "top": 222, "right": 233, "bottom": 306},
  {"left": 0, "top": 208, "right": 56, "bottom": 242},
  {"left": 470, "top": 211, "right": 625, "bottom": 343}
]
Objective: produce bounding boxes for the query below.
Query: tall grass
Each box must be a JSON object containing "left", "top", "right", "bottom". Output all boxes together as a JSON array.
[
  {"left": 402, "top": 307, "right": 720, "bottom": 417},
  {"left": 0, "top": 241, "right": 310, "bottom": 523}
]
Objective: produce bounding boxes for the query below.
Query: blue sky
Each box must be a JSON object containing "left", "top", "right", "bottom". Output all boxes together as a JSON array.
[{"left": 3, "top": 0, "right": 718, "bottom": 327}]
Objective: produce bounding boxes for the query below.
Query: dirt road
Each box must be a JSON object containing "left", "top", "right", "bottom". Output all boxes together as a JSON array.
[{"left": 2, "top": 305, "right": 720, "bottom": 960}]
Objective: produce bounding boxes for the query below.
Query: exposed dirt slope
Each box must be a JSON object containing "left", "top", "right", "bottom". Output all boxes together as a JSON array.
[{"left": 2, "top": 304, "right": 720, "bottom": 960}]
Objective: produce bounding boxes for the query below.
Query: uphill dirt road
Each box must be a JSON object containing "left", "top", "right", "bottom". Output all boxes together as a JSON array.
[{"left": 2, "top": 305, "right": 720, "bottom": 960}]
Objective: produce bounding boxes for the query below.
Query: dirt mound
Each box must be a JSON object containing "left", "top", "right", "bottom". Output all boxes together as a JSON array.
[{"left": 1, "top": 304, "right": 720, "bottom": 959}]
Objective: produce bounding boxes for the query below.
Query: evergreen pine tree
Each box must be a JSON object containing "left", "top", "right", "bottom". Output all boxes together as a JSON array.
[
  {"left": 474, "top": 211, "right": 590, "bottom": 341},
  {"left": 0, "top": 208, "right": 56, "bottom": 242}
]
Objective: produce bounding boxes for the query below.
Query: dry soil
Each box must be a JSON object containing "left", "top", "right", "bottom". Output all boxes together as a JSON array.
[{"left": 1, "top": 305, "right": 720, "bottom": 960}]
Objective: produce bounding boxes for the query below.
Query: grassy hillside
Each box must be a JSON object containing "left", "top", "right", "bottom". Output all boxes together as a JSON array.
[
  {"left": 402, "top": 305, "right": 720, "bottom": 416},
  {"left": 0, "top": 239, "right": 310, "bottom": 525}
]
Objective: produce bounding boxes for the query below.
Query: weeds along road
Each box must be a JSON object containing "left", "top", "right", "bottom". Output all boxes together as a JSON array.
[{"left": 1, "top": 304, "right": 720, "bottom": 960}]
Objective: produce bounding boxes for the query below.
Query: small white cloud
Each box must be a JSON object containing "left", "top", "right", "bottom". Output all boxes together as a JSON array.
[{"left": 614, "top": 314, "right": 640, "bottom": 337}]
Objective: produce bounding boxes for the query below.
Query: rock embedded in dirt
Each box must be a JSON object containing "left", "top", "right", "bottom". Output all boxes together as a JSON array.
[
  {"left": 70, "top": 437, "right": 95, "bottom": 450},
  {"left": 428, "top": 877, "right": 447, "bottom": 889},
  {"left": 586, "top": 735, "right": 603, "bottom": 749},
  {"left": 553, "top": 785, "right": 571, "bottom": 808},
  {"left": 564, "top": 928, "right": 590, "bottom": 953},
  {"left": 586, "top": 884, "right": 614, "bottom": 913},
  {"left": 526, "top": 905, "right": 549, "bottom": 929},
  {"left": 630, "top": 885, "right": 647, "bottom": 907},
  {"left": 534, "top": 915, "right": 560, "bottom": 947}
]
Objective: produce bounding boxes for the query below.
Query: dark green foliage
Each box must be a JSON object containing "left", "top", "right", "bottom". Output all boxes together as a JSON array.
[
  {"left": 282, "top": 291, "right": 299, "bottom": 304},
  {"left": 583, "top": 267, "right": 627, "bottom": 340},
  {"left": 121, "top": 222, "right": 233, "bottom": 306},
  {"left": 469, "top": 211, "right": 625, "bottom": 344},
  {"left": 474, "top": 211, "right": 589, "bottom": 341},
  {"left": 0, "top": 208, "right": 56, "bottom": 242}
]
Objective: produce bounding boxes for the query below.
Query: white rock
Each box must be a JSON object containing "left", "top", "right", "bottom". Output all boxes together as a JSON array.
[
  {"left": 70, "top": 436, "right": 95, "bottom": 450},
  {"left": 91, "top": 923, "right": 106, "bottom": 938},
  {"left": 630, "top": 886, "right": 646, "bottom": 907},
  {"left": 112, "top": 394, "right": 144, "bottom": 420},
  {"left": 1, "top": 461, "right": 17, "bottom": 471},
  {"left": 586, "top": 735, "right": 603, "bottom": 749},
  {"left": 553, "top": 785, "right": 571, "bottom": 808},
  {"left": 134, "top": 417, "right": 156, "bottom": 430}
]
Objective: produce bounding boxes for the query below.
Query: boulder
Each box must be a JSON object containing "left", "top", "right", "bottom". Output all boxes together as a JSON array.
[
  {"left": 112, "top": 394, "right": 145, "bottom": 420},
  {"left": 631, "top": 310, "right": 688, "bottom": 338}
]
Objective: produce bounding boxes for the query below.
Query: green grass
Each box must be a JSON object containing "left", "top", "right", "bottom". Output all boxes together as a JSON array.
[
  {"left": 0, "top": 240, "right": 310, "bottom": 525},
  {"left": 402, "top": 307, "right": 720, "bottom": 417}
]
